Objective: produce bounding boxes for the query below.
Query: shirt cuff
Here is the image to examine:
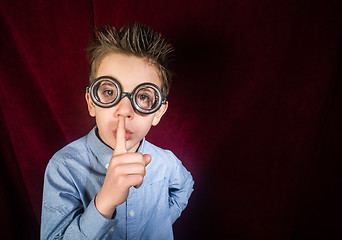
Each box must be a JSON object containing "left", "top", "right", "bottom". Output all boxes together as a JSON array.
[{"left": 79, "top": 198, "right": 118, "bottom": 238}]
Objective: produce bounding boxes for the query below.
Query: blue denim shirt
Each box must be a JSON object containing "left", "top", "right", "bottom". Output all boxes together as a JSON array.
[{"left": 41, "top": 127, "right": 194, "bottom": 239}]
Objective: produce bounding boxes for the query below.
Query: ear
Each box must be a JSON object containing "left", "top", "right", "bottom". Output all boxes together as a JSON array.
[
  {"left": 85, "top": 93, "right": 96, "bottom": 117},
  {"left": 152, "top": 101, "right": 168, "bottom": 126}
]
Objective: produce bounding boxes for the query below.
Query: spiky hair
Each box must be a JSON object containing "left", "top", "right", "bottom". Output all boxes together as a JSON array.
[{"left": 87, "top": 23, "right": 174, "bottom": 96}]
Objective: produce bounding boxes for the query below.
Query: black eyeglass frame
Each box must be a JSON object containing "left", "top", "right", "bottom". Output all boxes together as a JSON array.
[{"left": 86, "top": 76, "right": 167, "bottom": 114}]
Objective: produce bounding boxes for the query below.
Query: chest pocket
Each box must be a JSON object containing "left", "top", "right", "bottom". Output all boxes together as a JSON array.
[{"left": 142, "top": 177, "right": 169, "bottom": 217}]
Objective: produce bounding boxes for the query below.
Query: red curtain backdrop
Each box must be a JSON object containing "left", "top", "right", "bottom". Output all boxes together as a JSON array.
[{"left": 1, "top": 0, "right": 341, "bottom": 239}]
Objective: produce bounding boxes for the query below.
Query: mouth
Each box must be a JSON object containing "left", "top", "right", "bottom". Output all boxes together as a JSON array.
[{"left": 113, "top": 129, "right": 133, "bottom": 141}]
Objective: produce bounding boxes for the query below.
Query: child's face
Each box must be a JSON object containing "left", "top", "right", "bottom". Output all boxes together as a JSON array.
[{"left": 85, "top": 53, "right": 168, "bottom": 152}]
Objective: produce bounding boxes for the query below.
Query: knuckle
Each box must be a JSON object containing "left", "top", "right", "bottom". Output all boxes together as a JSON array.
[
  {"left": 133, "top": 175, "right": 142, "bottom": 184},
  {"left": 137, "top": 164, "right": 145, "bottom": 173},
  {"left": 112, "top": 164, "right": 121, "bottom": 175}
]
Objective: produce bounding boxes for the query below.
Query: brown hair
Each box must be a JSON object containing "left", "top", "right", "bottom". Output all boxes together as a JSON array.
[{"left": 87, "top": 23, "right": 174, "bottom": 96}]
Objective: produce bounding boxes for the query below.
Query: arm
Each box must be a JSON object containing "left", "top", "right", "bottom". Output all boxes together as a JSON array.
[
  {"left": 168, "top": 157, "right": 194, "bottom": 224},
  {"left": 41, "top": 116, "right": 150, "bottom": 239},
  {"left": 41, "top": 161, "right": 117, "bottom": 240}
]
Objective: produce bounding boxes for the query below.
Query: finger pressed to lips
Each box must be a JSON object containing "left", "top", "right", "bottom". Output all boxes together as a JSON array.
[{"left": 113, "top": 115, "right": 128, "bottom": 155}]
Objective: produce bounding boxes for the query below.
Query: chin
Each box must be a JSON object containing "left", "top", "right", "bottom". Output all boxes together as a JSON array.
[{"left": 126, "top": 139, "right": 140, "bottom": 152}]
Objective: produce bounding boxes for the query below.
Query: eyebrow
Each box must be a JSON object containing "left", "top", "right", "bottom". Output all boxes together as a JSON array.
[
  {"left": 99, "top": 82, "right": 115, "bottom": 87},
  {"left": 138, "top": 86, "right": 154, "bottom": 92}
]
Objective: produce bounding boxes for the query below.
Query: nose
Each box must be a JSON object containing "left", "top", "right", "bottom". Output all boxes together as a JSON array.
[{"left": 113, "top": 96, "right": 134, "bottom": 119}]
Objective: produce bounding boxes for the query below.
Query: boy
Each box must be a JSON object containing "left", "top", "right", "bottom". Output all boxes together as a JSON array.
[{"left": 41, "top": 23, "right": 194, "bottom": 239}]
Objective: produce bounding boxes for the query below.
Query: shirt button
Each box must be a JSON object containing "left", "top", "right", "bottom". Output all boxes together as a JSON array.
[
  {"left": 105, "top": 163, "right": 109, "bottom": 169},
  {"left": 129, "top": 210, "right": 135, "bottom": 217},
  {"left": 109, "top": 226, "right": 115, "bottom": 233}
]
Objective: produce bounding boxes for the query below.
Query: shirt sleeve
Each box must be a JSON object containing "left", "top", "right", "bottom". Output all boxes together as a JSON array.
[
  {"left": 41, "top": 160, "right": 118, "bottom": 239},
  {"left": 167, "top": 153, "right": 194, "bottom": 224}
]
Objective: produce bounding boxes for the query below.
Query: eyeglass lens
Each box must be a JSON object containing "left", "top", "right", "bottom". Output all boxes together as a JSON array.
[
  {"left": 94, "top": 80, "right": 119, "bottom": 104},
  {"left": 134, "top": 85, "right": 159, "bottom": 110}
]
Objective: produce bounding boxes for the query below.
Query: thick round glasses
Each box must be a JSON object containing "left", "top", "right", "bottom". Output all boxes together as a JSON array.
[{"left": 86, "top": 76, "right": 167, "bottom": 114}]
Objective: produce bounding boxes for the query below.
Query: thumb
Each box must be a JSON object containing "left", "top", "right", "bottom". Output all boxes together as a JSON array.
[{"left": 143, "top": 154, "right": 151, "bottom": 166}]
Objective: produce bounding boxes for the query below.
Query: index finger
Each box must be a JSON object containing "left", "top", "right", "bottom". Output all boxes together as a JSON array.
[{"left": 113, "top": 115, "right": 127, "bottom": 156}]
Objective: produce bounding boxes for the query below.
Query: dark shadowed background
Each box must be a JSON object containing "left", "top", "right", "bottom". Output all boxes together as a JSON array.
[{"left": 1, "top": 0, "right": 341, "bottom": 239}]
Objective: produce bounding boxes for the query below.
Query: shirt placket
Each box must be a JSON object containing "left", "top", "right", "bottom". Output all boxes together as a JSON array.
[{"left": 126, "top": 187, "right": 138, "bottom": 240}]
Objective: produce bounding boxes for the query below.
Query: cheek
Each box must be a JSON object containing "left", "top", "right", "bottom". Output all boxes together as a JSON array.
[
  {"left": 94, "top": 109, "right": 114, "bottom": 130},
  {"left": 95, "top": 110, "right": 116, "bottom": 148},
  {"left": 134, "top": 116, "right": 154, "bottom": 135}
]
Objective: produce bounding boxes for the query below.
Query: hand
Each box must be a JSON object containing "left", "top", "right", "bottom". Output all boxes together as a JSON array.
[{"left": 95, "top": 115, "right": 151, "bottom": 218}]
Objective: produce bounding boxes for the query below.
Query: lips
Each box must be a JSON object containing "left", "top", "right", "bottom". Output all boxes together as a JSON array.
[
  {"left": 113, "top": 129, "right": 133, "bottom": 141},
  {"left": 124, "top": 131, "right": 132, "bottom": 140}
]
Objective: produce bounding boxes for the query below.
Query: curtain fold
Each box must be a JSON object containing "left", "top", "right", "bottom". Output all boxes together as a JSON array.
[{"left": 1, "top": 0, "right": 341, "bottom": 239}]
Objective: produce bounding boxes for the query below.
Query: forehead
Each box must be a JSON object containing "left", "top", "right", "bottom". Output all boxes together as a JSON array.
[{"left": 96, "top": 53, "right": 161, "bottom": 91}]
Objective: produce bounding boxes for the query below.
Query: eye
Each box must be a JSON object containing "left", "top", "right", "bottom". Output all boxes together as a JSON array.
[
  {"left": 103, "top": 89, "right": 114, "bottom": 97},
  {"left": 139, "top": 93, "right": 151, "bottom": 102},
  {"left": 97, "top": 84, "right": 117, "bottom": 103},
  {"left": 137, "top": 92, "right": 154, "bottom": 109}
]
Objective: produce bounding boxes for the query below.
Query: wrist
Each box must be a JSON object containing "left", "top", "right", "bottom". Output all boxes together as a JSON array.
[{"left": 95, "top": 193, "right": 117, "bottom": 219}]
